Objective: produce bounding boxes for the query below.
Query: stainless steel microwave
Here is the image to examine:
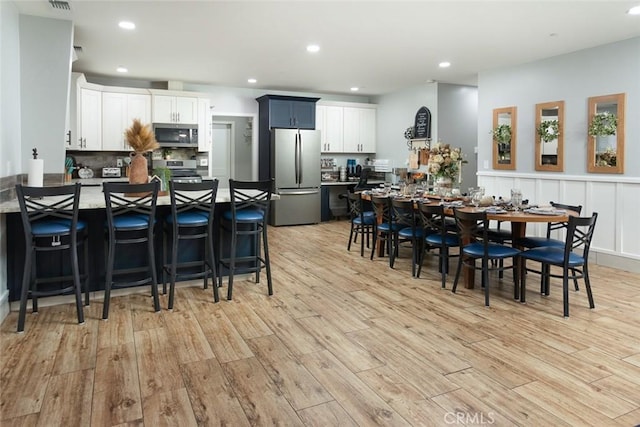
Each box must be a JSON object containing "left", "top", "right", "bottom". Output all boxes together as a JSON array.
[{"left": 152, "top": 123, "right": 198, "bottom": 148}]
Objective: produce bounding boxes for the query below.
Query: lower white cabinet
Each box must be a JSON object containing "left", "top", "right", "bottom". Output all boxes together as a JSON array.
[{"left": 102, "top": 92, "right": 151, "bottom": 151}]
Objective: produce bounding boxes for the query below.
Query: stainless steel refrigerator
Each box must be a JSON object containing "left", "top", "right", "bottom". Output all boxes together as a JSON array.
[{"left": 270, "top": 128, "right": 321, "bottom": 226}]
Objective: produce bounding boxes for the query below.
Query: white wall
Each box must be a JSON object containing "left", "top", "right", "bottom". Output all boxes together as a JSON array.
[
  {"left": 1, "top": 1, "right": 21, "bottom": 179},
  {"left": 477, "top": 37, "right": 640, "bottom": 272},
  {"left": 372, "top": 82, "right": 438, "bottom": 171},
  {"left": 19, "top": 14, "right": 73, "bottom": 174}
]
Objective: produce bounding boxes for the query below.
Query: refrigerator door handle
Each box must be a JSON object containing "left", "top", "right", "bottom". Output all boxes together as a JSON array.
[
  {"left": 277, "top": 189, "right": 319, "bottom": 196},
  {"left": 294, "top": 132, "right": 299, "bottom": 185},
  {"left": 298, "top": 131, "right": 304, "bottom": 184}
]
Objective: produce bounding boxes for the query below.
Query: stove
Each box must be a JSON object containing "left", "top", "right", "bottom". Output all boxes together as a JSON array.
[{"left": 153, "top": 159, "right": 202, "bottom": 183}]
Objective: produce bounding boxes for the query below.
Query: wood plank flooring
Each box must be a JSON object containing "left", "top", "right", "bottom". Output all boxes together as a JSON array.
[{"left": 2, "top": 220, "right": 640, "bottom": 426}]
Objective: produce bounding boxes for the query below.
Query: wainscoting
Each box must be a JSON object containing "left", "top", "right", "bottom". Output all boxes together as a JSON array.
[{"left": 478, "top": 171, "right": 640, "bottom": 273}]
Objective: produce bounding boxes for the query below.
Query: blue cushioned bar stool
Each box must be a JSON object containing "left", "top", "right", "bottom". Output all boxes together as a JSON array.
[
  {"left": 218, "top": 179, "right": 273, "bottom": 301},
  {"left": 102, "top": 181, "right": 160, "bottom": 319},
  {"left": 163, "top": 179, "right": 219, "bottom": 309},
  {"left": 15, "top": 183, "right": 88, "bottom": 332}
]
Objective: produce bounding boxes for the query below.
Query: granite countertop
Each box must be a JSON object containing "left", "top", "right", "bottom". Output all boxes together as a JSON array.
[
  {"left": 0, "top": 186, "right": 240, "bottom": 214},
  {"left": 321, "top": 180, "right": 385, "bottom": 186}
]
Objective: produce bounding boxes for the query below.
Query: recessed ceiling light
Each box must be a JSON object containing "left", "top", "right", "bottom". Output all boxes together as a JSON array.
[
  {"left": 118, "top": 21, "right": 135, "bottom": 30},
  {"left": 628, "top": 5, "right": 640, "bottom": 15},
  {"left": 350, "top": 87, "right": 359, "bottom": 92},
  {"left": 306, "top": 44, "right": 320, "bottom": 53},
  {"left": 439, "top": 61, "right": 451, "bottom": 68},
  {"left": 116, "top": 66, "right": 128, "bottom": 73},
  {"left": 248, "top": 78, "right": 257, "bottom": 84}
]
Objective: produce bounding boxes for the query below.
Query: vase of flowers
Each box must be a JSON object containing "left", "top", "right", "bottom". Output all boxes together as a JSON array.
[
  {"left": 125, "top": 118, "right": 159, "bottom": 185},
  {"left": 427, "top": 142, "right": 464, "bottom": 195},
  {"left": 537, "top": 119, "right": 559, "bottom": 143}
]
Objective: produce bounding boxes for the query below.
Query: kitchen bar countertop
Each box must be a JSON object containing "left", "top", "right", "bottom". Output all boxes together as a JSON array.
[
  {"left": 0, "top": 185, "right": 278, "bottom": 214},
  {"left": 321, "top": 180, "right": 384, "bottom": 186}
]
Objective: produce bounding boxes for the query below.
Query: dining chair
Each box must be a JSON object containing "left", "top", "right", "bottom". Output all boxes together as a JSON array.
[
  {"left": 15, "top": 183, "right": 88, "bottom": 332},
  {"left": 416, "top": 202, "right": 460, "bottom": 288},
  {"left": 346, "top": 191, "right": 375, "bottom": 257},
  {"left": 516, "top": 201, "right": 583, "bottom": 291},
  {"left": 369, "top": 195, "right": 399, "bottom": 263},
  {"left": 518, "top": 212, "right": 598, "bottom": 317},
  {"left": 390, "top": 197, "right": 424, "bottom": 277},
  {"left": 102, "top": 181, "right": 161, "bottom": 319},
  {"left": 163, "top": 179, "right": 219, "bottom": 309},
  {"left": 218, "top": 179, "right": 273, "bottom": 300},
  {"left": 452, "top": 208, "right": 521, "bottom": 306}
]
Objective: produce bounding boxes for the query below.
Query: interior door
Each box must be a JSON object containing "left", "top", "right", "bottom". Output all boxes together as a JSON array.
[{"left": 212, "top": 123, "right": 231, "bottom": 187}]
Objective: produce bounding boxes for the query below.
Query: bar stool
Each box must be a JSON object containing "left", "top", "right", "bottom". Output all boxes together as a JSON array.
[
  {"left": 102, "top": 181, "right": 160, "bottom": 319},
  {"left": 218, "top": 179, "right": 273, "bottom": 300},
  {"left": 163, "top": 179, "right": 219, "bottom": 309},
  {"left": 15, "top": 183, "right": 88, "bottom": 333}
]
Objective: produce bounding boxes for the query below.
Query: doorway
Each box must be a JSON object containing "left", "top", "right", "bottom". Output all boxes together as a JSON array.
[{"left": 212, "top": 115, "right": 256, "bottom": 186}]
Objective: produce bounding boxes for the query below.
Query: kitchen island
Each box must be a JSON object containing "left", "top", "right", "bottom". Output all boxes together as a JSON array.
[{"left": 0, "top": 184, "right": 276, "bottom": 303}]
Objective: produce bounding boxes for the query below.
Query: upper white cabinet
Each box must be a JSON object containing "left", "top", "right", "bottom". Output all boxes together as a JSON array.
[
  {"left": 197, "top": 98, "right": 212, "bottom": 152},
  {"left": 317, "top": 105, "right": 344, "bottom": 153},
  {"left": 102, "top": 92, "right": 151, "bottom": 151},
  {"left": 152, "top": 94, "right": 198, "bottom": 124},
  {"left": 319, "top": 103, "right": 376, "bottom": 154},
  {"left": 75, "top": 87, "right": 102, "bottom": 150}
]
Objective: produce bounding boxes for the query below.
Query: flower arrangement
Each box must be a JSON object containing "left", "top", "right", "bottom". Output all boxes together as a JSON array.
[
  {"left": 596, "top": 147, "right": 617, "bottom": 167},
  {"left": 492, "top": 124, "right": 512, "bottom": 144},
  {"left": 426, "top": 142, "right": 464, "bottom": 180},
  {"left": 537, "top": 119, "right": 559, "bottom": 143},
  {"left": 588, "top": 112, "right": 617, "bottom": 136},
  {"left": 125, "top": 118, "right": 159, "bottom": 153}
]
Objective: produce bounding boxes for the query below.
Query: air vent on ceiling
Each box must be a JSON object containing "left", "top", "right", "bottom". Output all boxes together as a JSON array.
[
  {"left": 49, "top": 0, "right": 70, "bottom": 10},
  {"left": 74, "top": 46, "right": 83, "bottom": 53}
]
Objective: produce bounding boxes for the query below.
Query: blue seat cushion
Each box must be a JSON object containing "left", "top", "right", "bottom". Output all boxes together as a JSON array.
[
  {"left": 397, "top": 227, "right": 425, "bottom": 239},
  {"left": 520, "top": 246, "right": 585, "bottom": 267},
  {"left": 377, "top": 222, "right": 403, "bottom": 232},
  {"left": 462, "top": 242, "right": 520, "bottom": 259},
  {"left": 518, "top": 236, "right": 564, "bottom": 248},
  {"left": 425, "top": 233, "right": 460, "bottom": 247},
  {"left": 353, "top": 215, "right": 376, "bottom": 225},
  {"left": 167, "top": 211, "right": 209, "bottom": 226},
  {"left": 32, "top": 219, "right": 87, "bottom": 235},
  {"left": 223, "top": 209, "right": 264, "bottom": 222},
  {"left": 112, "top": 214, "right": 152, "bottom": 230}
]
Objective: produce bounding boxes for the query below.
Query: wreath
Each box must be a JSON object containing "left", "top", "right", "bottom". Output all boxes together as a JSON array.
[
  {"left": 492, "top": 124, "right": 512, "bottom": 144},
  {"left": 588, "top": 112, "right": 617, "bottom": 136},
  {"left": 537, "top": 119, "right": 559, "bottom": 143}
]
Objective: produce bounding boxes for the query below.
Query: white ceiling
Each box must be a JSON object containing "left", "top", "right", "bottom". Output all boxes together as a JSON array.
[{"left": 14, "top": 0, "right": 640, "bottom": 96}]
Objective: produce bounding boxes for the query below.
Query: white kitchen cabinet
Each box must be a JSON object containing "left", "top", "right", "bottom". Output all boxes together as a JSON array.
[
  {"left": 197, "top": 98, "right": 212, "bottom": 152},
  {"left": 152, "top": 94, "right": 198, "bottom": 124},
  {"left": 76, "top": 87, "right": 102, "bottom": 150},
  {"left": 343, "top": 107, "right": 376, "bottom": 153},
  {"left": 102, "top": 92, "right": 151, "bottom": 151},
  {"left": 317, "top": 106, "right": 344, "bottom": 153}
]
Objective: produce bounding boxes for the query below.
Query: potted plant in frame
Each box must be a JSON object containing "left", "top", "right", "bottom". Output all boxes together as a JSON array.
[{"left": 536, "top": 119, "right": 559, "bottom": 143}]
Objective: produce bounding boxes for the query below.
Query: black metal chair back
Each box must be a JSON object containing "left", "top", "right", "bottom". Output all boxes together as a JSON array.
[
  {"left": 164, "top": 179, "right": 220, "bottom": 308},
  {"left": 417, "top": 202, "right": 460, "bottom": 287},
  {"left": 390, "top": 197, "right": 422, "bottom": 276},
  {"left": 15, "top": 183, "right": 86, "bottom": 332},
  {"left": 369, "top": 195, "right": 394, "bottom": 262},
  {"left": 102, "top": 181, "right": 160, "bottom": 319}
]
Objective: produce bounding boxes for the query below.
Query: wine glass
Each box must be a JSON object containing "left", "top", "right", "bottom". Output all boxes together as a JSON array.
[
  {"left": 511, "top": 189, "right": 523, "bottom": 211},
  {"left": 471, "top": 189, "right": 483, "bottom": 209}
]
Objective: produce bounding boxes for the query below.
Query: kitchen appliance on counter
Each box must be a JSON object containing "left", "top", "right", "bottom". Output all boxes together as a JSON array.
[
  {"left": 152, "top": 123, "right": 198, "bottom": 148},
  {"left": 152, "top": 159, "right": 202, "bottom": 183},
  {"left": 102, "top": 167, "right": 122, "bottom": 178},
  {"left": 270, "top": 128, "right": 321, "bottom": 226}
]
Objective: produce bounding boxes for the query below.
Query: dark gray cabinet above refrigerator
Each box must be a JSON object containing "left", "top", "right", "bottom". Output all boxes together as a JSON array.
[{"left": 256, "top": 94, "right": 320, "bottom": 181}]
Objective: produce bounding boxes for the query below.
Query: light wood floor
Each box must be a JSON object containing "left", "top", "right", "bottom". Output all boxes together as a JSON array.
[{"left": 2, "top": 220, "right": 640, "bottom": 426}]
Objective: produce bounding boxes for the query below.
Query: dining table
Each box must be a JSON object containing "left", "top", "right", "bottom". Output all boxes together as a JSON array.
[{"left": 360, "top": 191, "right": 574, "bottom": 289}]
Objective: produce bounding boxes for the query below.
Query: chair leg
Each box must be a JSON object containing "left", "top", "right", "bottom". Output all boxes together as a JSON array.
[
  {"left": 562, "top": 271, "right": 570, "bottom": 317},
  {"left": 168, "top": 231, "right": 179, "bottom": 310},
  {"left": 82, "top": 233, "right": 90, "bottom": 306},
  {"left": 102, "top": 239, "right": 115, "bottom": 320},
  {"left": 370, "top": 228, "right": 378, "bottom": 260},
  {"left": 483, "top": 258, "right": 490, "bottom": 306},
  {"left": 512, "top": 256, "right": 520, "bottom": 301},
  {"left": 583, "top": 264, "right": 595, "bottom": 309},
  {"left": 519, "top": 258, "right": 527, "bottom": 303},
  {"left": 17, "top": 248, "right": 34, "bottom": 333},
  {"left": 206, "top": 228, "right": 220, "bottom": 303},
  {"left": 227, "top": 223, "right": 237, "bottom": 301},
  {"left": 70, "top": 240, "right": 85, "bottom": 325},
  {"left": 441, "top": 248, "right": 448, "bottom": 288},
  {"left": 347, "top": 225, "right": 354, "bottom": 251},
  {"left": 148, "top": 229, "right": 160, "bottom": 313},
  {"left": 452, "top": 255, "right": 464, "bottom": 293},
  {"left": 263, "top": 224, "right": 273, "bottom": 296},
  {"left": 360, "top": 226, "right": 365, "bottom": 257}
]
